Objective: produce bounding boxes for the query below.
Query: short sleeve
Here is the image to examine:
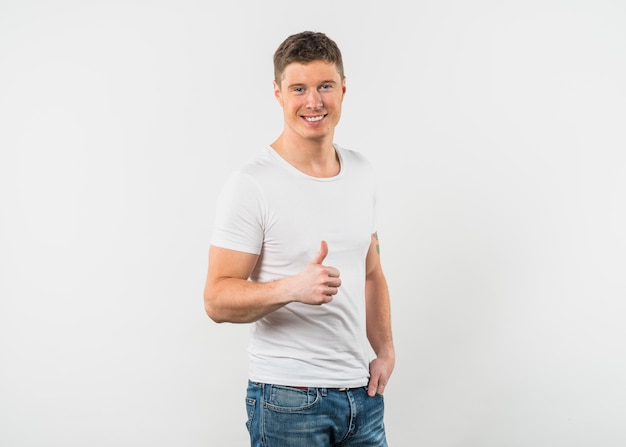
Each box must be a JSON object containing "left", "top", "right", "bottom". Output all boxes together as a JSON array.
[{"left": 210, "top": 171, "right": 266, "bottom": 255}]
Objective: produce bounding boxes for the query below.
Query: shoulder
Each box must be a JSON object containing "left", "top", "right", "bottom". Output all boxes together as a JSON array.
[
  {"left": 219, "top": 147, "right": 276, "bottom": 187},
  {"left": 238, "top": 147, "right": 279, "bottom": 174},
  {"left": 335, "top": 144, "right": 375, "bottom": 177},
  {"left": 335, "top": 144, "right": 371, "bottom": 164}
]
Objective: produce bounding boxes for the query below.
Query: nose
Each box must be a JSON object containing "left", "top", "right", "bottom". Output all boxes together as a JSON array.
[{"left": 306, "top": 89, "right": 323, "bottom": 109}]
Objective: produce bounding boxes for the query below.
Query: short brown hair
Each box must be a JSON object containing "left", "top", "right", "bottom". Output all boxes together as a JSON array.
[{"left": 273, "top": 31, "right": 344, "bottom": 84}]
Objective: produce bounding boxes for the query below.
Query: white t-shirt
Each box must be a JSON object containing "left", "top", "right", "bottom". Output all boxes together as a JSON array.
[{"left": 211, "top": 144, "right": 378, "bottom": 387}]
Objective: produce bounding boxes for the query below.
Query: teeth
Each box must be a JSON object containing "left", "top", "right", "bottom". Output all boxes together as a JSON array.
[{"left": 305, "top": 115, "right": 324, "bottom": 122}]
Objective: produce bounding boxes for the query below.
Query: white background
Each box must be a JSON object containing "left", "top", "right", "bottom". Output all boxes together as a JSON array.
[{"left": 1, "top": 1, "right": 625, "bottom": 446}]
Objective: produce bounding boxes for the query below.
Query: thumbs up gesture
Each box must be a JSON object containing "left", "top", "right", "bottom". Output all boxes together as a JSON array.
[{"left": 286, "top": 241, "right": 342, "bottom": 305}]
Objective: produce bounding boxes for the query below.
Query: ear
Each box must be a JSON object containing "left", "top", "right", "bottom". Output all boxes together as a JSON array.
[
  {"left": 273, "top": 80, "right": 283, "bottom": 106},
  {"left": 341, "top": 76, "right": 347, "bottom": 98}
]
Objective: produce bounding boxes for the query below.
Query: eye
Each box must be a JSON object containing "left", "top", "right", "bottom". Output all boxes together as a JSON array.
[
  {"left": 292, "top": 87, "right": 305, "bottom": 94},
  {"left": 319, "top": 84, "right": 333, "bottom": 90}
]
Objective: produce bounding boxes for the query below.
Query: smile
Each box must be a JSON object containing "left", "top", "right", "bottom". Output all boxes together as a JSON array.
[{"left": 304, "top": 115, "right": 325, "bottom": 122}]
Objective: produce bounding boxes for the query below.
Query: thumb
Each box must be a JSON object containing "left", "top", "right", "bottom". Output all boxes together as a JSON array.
[{"left": 310, "top": 240, "right": 328, "bottom": 265}]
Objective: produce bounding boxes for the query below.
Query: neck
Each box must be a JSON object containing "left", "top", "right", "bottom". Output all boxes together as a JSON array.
[{"left": 271, "top": 134, "right": 340, "bottom": 178}]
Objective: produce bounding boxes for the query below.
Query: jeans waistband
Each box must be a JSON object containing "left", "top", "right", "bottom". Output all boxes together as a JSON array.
[{"left": 292, "top": 386, "right": 351, "bottom": 391}]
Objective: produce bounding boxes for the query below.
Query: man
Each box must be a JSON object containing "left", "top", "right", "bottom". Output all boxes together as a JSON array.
[{"left": 204, "top": 31, "right": 395, "bottom": 446}]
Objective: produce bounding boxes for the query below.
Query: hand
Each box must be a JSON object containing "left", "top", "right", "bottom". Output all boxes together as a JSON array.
[
  {"left": 367, "top": 356, "right": 394, "bottom": 397},
  {"left": 284, "top": 241, "right": 341, "bottom": 305}
]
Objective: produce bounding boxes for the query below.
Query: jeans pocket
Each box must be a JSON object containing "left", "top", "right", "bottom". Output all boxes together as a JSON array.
[{"left": 266, "top": 385, "right": 320, "bottom": 412}]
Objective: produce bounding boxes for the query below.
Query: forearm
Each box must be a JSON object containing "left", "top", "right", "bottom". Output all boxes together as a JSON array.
[
  {"left": 365, "top": 271, "right": 395, "bottom": 362},
  {"left": 205, "top": 277, "right": 291, "bottom": 324}
]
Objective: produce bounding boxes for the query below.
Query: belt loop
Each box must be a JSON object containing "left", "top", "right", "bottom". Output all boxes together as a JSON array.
[
  {"left": 262, "top": 383, "right": 270, "bottom": 402},
  {"left": 321, "top": 388, "right": 328, "bottom": 397}
]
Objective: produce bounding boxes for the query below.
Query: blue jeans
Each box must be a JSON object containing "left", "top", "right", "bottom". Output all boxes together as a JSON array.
[{"left": 245, "top": 381, "right": 388, "bottom": 447}]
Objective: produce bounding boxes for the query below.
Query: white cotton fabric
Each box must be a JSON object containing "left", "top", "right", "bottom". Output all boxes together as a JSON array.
[{"left": 211, "top": 145, "right": 377, "bottom": 387}]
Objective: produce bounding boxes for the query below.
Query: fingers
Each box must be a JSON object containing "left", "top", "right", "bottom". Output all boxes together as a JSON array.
[
  {"left": 307, "top": 240, "right": 341, "bottom": 302},
  {"left": 310, "top": 241, "right": 340, "bottom": 278},
  {"left": 367, "top": 376, "right": 386, "bottom": 397},
  {"left": 368, "top": 359, "right": 391, "bottom": 396},
  {"left": 310, "top": 240, "right": 328, "bottom": 265}
]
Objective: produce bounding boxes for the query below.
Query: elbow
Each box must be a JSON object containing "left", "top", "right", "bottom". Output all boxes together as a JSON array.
[
  {"left": 204, "top": 289, "right": 226, "bottom": 324},
  {"left": 205, "top": 303, "right": 227, "bottom": 324},
  {"left": 205, "top": 304, "right": 224, "bottom": 324},
  {"left": 203, "top": 280, "right": 256, "bottom": 324}
]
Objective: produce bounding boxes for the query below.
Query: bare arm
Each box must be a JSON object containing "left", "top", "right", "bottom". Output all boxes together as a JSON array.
[
  {"left": 365, "top": 232, "right": 395, "bottom": 396},
  {"left": 204, "top": 241, "right": 341, "bottom": 324}
]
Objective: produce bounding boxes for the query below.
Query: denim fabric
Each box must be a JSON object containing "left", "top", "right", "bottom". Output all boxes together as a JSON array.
[{"left": 245, "top": 381, "right": 388, "bottom": 447}]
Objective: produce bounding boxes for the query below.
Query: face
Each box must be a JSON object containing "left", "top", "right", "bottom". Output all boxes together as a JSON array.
[{"left": 273, "top": 60, "right": 346, "bottom": 143}]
